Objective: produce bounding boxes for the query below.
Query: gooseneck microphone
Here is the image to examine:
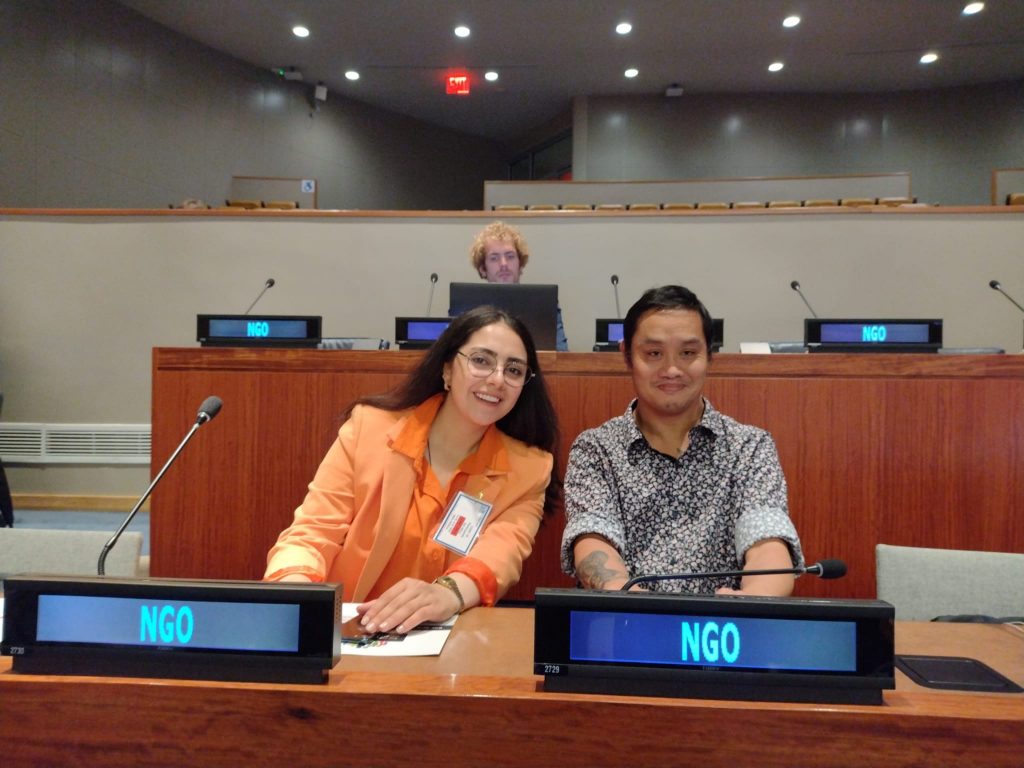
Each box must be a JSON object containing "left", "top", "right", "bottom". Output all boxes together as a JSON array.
[
  {"left": 790, "top": 280, "right": 818, "bottom": 319},
  {"left": 426, "top": 272, "right": 439, "bottom": 316},
  {"left": 621, "top": 559, "right": 847, "bottom": 591},
  {"left": 97, "top": 396, "right": 223, "bottom": 576},
  {"left": 611, "top": 274, "right": 621, "bottom": 319},
  {"left": 989, "top": 279, "right": 1024, "bottom": 314},
  {"left": 244, "top": 278, "right": 275, "bottom": 315}
]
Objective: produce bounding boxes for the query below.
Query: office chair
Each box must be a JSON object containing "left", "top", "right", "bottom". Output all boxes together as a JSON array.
[
  {"left": 0, "top": 528, "right": 144, "bottom": 578},
  {"left": 875, "top": 543, "right": 1024, "bottom": 621}
]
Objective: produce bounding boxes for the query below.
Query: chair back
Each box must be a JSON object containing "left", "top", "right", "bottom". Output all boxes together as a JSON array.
[
  {"left": 0, "top": 528, "right": 143, "bottom": 578},
  {"left": 875, "top": 543, "right": 1024, "bottom": 621}
]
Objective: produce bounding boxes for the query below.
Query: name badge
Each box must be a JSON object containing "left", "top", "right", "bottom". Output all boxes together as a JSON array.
[{"left": 433, "top": 491, "right": 493, "bottom": 556}]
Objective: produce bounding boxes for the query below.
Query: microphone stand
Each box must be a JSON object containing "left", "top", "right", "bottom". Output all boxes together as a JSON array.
[
  {"left": 990, "top": 280, "right": 1024, "bottom": 350},
  {"left": 98, "top": 407, "right": 218, "bottom": 576},
  {"left": 790, "top": 281, "right": 818, "bottom": 319},
  {"left": 621, "top": 561, "right": 842, "bottom": 591},
  {"left": 244, "top": 279, "right": 275, "bottom": 315},
  {"left": 426, "top": 273, "right": 438, "bottom": 316}
]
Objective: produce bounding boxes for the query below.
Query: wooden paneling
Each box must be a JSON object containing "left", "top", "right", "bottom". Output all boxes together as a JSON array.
[
  {"left": 2, "top": 609, "right": 1023, "bottom": 768},
  {"left": 151, "top": 349, "right": 1024, "bottom": 601}
]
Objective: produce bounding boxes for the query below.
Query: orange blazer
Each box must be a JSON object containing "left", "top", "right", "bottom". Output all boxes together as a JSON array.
[{"left": 264, "top": 402, "right": 553, "bottom": 602}]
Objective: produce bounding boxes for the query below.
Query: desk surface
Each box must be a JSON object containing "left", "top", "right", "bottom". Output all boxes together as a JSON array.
[{"left": 2, "top": 608, "right": 1023, "bottom": 767}]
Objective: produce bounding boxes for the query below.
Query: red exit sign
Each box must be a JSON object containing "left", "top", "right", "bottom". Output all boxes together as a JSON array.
[{"left": 446, "top": 74, "right": 470, "bottom": 95}]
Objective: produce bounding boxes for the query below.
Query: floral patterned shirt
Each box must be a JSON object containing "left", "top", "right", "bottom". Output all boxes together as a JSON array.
[{"left": 561, "top": 399, "right": 804, "bottom": 593}]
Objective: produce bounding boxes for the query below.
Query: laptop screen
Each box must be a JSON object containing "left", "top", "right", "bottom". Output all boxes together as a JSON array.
[{"left": 449, "top": 283, "right": 559, "bottom": 350}]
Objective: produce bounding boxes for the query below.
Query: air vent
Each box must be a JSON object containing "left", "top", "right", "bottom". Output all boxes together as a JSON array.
[{"left": 0, "top": 423, "right": 150, "bottom": 464}]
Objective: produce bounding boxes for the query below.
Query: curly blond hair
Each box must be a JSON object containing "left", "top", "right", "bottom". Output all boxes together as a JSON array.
[{"left": 469, "top": 221, "right": 530, "bottom": 275}]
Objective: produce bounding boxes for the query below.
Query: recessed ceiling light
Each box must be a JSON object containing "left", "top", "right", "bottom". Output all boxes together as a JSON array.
[
  {"left": 454, "top": 25, "right": 471, "bottom": 38},
  {"left": 962, "top": 2, "right": 985, "bottom": 15},
  {"left": 484, "top": 71, "right": 499, "bottom": 82},
  {"left": 768, "top": 61, "right": 785, "bottom": 72},
  {"left": 920, "top": 52, "right": 939, "bottom": 64},
  {"left": 782, "top": 15, "right": 801, "bottom": 28},
  {"left": 616, "top": 22, "right": 632, "bottom": 35},
  {"left": 292, "top": 26, "right": 310, "bottom": 38},
  {"left": 345, "top": 70, "right": 360, "bottom": 81},
  {"left": 624, "top": 68, "right": 639, "bottom": 78}
]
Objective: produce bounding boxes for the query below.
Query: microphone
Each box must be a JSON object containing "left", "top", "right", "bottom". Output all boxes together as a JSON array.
[
  {"left": 611, "top": 274, "right": 621, "bottom": 318},
  {"left": 621, "top": 559, "right": 846, "bottom": 591},
  {"left": 790, "top": 280, "right": 818, "bottom": 319},
  {"left": 244, "top": 278, "right": 275, "bottom": 315},
  {"left": 97, "top": 396, "right": 223, "bottom": 576},
  {"left": 426, "top": 272, "right": 439, "bottom": 316},
  {"left": 989, "top": 279, "right": 1024, "bottom": 314}
]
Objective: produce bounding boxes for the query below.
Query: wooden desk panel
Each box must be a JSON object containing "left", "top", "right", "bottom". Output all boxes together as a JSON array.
[
  {"left": 2, "top": 610, "right": 1022, "bottom": 767},
  {"left": 151, "top": 350, "right": 1024, "bottom": 601}
]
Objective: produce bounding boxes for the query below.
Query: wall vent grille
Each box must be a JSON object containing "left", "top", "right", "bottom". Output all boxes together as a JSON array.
[{"left": 0, "top": 423, "right": 151, "bottom": 464}]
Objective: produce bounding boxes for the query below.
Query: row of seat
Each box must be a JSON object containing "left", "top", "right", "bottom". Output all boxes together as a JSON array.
[
  {"left": 223, "top": 199, "right": 300, "bottom": 210},
  {"left": 170, "top": 199, "right": 302, "bottom": 210},
  {"left": 494, "top": 197, "right": 920, "bottom": 212}
]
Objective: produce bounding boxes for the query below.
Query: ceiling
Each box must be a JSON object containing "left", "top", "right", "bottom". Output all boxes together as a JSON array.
[{"left": 117, "top": 1, "right": 1024, "bottom": 144}]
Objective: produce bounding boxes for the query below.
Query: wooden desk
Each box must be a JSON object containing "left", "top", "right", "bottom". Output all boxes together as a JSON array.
[
  {"left": 2, "top": 609, "right": 1022, "bottom": 767},
  {"left": 151, "top": 349, "right": 1024, "bottom": 601}
]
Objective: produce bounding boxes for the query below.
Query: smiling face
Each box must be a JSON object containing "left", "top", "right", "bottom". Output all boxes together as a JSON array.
[
  {"left": 627, "top": 308, "right": 709, "bottom": 426},
  {"left": 441, "top": 321, "right": 528, "bottom": 430},
  {"left": 478, "top": 238, "right": 522, "bottom": 283}
]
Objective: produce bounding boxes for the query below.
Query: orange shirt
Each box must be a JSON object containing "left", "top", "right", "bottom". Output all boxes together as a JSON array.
[{"left": 369, "top": 395, "right": 503, "bottom": 604}]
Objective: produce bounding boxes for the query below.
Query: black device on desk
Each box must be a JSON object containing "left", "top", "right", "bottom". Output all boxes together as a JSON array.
[
  {"left": 1, "top": 575, "right": 341, "bottom": 684},
  {"left": 449, "top": 283, "right": 558, "bottom": 350},
  {"left": 197, "top": 314, "right": 322, "bottom": 348},
  {"left": 394, "top": 317, "right": 452, "bottom": 350},
  {"left": 804, "top": 318, "right": 942, "bottom": 353},
  {"left": 594, "top": 318, "right": 724, "bottom": 352},
  {"left": 534, "top": 588, "right": 895, "bottom": 704}
]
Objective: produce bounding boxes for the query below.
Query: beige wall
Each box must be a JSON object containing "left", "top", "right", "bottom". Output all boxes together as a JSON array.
[{"left": 2, "top": 209, "right": 1023, "bottom": 494}]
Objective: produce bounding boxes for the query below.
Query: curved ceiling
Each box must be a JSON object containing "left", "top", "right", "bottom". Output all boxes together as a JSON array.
[{"left": 117, "top": 1, "right": 1024, "bottom": 142}]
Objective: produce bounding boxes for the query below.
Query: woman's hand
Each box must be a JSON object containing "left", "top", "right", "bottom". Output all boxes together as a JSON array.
[{"left": 355, "top": 577, "right": 463, "bottom": 634}]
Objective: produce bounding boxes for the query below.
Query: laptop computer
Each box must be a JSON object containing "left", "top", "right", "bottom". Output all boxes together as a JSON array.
[{"left": 449, "top": 283, "right": 559, "bottom": 350}]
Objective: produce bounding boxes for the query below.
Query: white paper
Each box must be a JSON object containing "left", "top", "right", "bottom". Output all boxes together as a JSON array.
[{"left": 339, "top": 602, "right": 456, "bottom": 657}]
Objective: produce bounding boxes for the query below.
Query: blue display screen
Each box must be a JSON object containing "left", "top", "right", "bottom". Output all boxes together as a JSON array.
[
  {"left": 406, "top": 320, "right": 450, "bottom": 340},
  {"left": 36, "top": 595, "right": 300, "bottom": 652},
  {"left": 208, "top": 318, "right": 309, "bottom": 339},
  {"left": 606, "top": 322, "right": 625, "bottom": 343},
  {"left": 570, "top": 611, "right": 857, "bottom": 672},
  {"left": 819, "top": 323, "right": 931, "bottom": 344}
]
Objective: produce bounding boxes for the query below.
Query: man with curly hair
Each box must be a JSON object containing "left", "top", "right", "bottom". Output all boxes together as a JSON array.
[{"left": 468, "top": 222, "right": 569, "bottom": 351}]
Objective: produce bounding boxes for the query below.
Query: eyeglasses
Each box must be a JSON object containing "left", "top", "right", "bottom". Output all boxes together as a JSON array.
[{"left": 456, "top": 350, "right": 534, "bottom": 387}]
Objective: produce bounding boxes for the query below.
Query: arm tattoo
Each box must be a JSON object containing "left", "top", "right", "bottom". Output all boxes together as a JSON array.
[{"left": 577, "top": 551, "right": 627, "bottom": 589}]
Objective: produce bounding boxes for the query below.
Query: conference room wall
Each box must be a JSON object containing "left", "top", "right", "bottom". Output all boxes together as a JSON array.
[
  {"left": 1, "top": 211, "right": 1022, "bottom": 496},
  {"left": 573, "top": 82, "right": 1024, "bottom": 206},
  {"left": 0, "top": 0, "right": 504, "bottom": 211}
]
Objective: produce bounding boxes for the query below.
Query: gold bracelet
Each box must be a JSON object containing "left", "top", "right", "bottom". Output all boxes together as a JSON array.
[{"left": 433, "top": 575, "right": 465, "bottom": 613}]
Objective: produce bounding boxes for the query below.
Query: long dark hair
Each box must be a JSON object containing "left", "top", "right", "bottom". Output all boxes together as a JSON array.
[{"left": 343, "top": 306, "right": 562, "bottom": 513}]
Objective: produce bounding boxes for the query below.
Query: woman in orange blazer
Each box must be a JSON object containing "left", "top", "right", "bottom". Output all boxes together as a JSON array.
[{"left": 265, "top": 306, "right": 560, "bottom": 634}]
